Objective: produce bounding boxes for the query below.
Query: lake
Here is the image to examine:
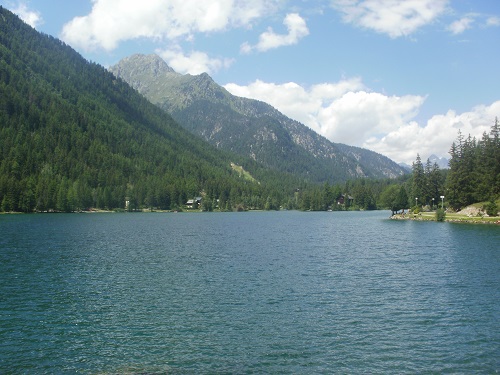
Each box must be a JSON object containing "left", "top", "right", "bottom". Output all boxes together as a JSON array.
[{"left": 1, "top": 211, "right": 499, "bottom": 374}]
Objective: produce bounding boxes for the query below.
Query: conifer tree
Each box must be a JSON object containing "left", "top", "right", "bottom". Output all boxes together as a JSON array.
[
  {"left": 445, "top": 123, "right": 499, "bottom": 210},
  {"left": 411, "top": 154, "right": 425, "bottom": 207},
  {"left": 428, "top": 162, "right": 442, "bottom": 209}
]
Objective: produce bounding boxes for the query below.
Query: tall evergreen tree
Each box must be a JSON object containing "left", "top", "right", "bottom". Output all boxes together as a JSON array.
[
  {"left": 411, "top": 154, "right": 425, "bottom": 207},
  {"left": 446, "top": 141, "right": 460, "bottom": 208},
  {"left": 485, "top": 118, "right": 500, "bottom": 198},
  {"left": 428, "top": 162, "right": 442, "bottom": 209},
  {"left": 445, "top": 124, "right": 499, "bottom": 210}
]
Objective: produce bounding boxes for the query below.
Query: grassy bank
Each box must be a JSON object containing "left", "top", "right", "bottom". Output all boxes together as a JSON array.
[{"left": 391, "top": 211, "right": 500, "bottom": 224}]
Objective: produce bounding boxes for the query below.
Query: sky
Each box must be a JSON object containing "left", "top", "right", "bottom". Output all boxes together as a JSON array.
[{"left": 2, "top": 0, "right": 499, "bottom": 165}]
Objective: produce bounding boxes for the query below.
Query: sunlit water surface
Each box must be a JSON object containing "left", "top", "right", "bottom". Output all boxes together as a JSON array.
[{"left": 1, "top": 211, "right": 499, "bottom": 373}]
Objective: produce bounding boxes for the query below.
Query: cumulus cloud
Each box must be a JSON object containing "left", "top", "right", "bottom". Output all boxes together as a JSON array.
[
  {"left": 331, "top": 0, "right": 449, "bottom": 38},
  {"left": 366, "top": 101, "right": 500, "bottom": 164},
  {"left": 224, "top": 78, "right": 499, "bottom": 164},
  {"left": 225, "top": 77, "right": 365, "bottom": 132},
  {"left": 157, "top": 46, "right": 234, "bottom": 75},
  {"left": 241, "top": 13, "right": 309, "bottom": 53},
  {"left": 317, "top": 91, "right": 425, "bottom": 146},
  {"left": 61, "top": 0, "right": 279, "bottom": 52},
  {"left": 447, "top": 16, "right": 475, "bottom": 34},
  {"left": 12, "top": 2, "right": 43, "bottom": 28}
]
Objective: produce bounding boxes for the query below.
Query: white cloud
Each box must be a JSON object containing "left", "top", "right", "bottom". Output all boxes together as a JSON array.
[
  {"left": 486, "top": 16, "right": 500, "bottom": 27},
  {"left": 317, "top": 91, "right": 425, "bottom": 146},
  {"left": 12, "top": 2, "right": 43, "bottom": 28},
  {"left": 61, "top": 0, "right": 280, "bottom": 52},
  {"left": 224, "top": 77, "right": 365, "bottom": 133},
  {"left": 366, "top": 101, "right": 500, "bottom": 164},
  {"left": 157, "top": 46, "right": 234, "bottom": 75},
  {"left": 241, "top": 13, "right": 309, "bottom": 53},
  {"left": 224, "top": 78, "right": 499, "bottom": 164},
  {"left": 331, "top": 0, "right": 449, "bottom": 38},
  {"left": 447, "top": 16, "right": 475, "bottom": 35}
]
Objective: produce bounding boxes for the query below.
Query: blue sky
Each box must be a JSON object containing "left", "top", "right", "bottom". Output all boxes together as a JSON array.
[{"left": 2, "top": 0, "right": 499, "bottom": 164}]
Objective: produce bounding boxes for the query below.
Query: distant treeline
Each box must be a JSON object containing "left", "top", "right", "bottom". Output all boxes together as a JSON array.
[
  {"left": 0, "top": 6, "right": 299, "bottom": 213},
  {"left": 445, "top": 120, "right": 499, "bottom": 209},
  {"left": 1, "top": 7, "right": 497, "bottom": 214},
  {"left": 0, "top": 6, "right": 404, "bottom": 214},
  {"left": 382, "top": 120, "right": 499, "bottom": 214}
]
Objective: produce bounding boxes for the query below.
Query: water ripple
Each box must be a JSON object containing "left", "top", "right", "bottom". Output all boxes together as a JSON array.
[{"left": 1, "top": 212, "right": 499, "bottom": 373}]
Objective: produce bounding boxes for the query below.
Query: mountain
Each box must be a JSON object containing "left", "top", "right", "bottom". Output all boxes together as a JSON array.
[
  {"left": 428, "top": 154, "right": 449, "bottom": 169},
  {"left": 399, "top": 155, "right": 449, "bottom": 172},
  {"left": 0, "top": 6, "right": 300, "bottom": 212},
  {"left": 398, "top": 162, "right": 412, "bottom": 172},
  {"left": 110, "top": 54, "right": 407, "bottom": 183}
]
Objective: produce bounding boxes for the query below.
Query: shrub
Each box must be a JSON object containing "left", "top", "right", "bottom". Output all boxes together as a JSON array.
[
  {"left": 484, "top": 201, "right": 498, "bottom": 217},
  {"left": 435, "top": 208, "right": 446, "bottom": 222}
]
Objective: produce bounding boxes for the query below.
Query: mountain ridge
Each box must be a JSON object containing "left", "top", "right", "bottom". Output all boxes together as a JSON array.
[
  {"left": 110, "top": 54, "right": 407, "bottom": 183},
  {"left": 0, "top": 6, "right": 304, "bottom": 212}
]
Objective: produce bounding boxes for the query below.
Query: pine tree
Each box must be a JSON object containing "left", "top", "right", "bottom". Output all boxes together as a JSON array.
[
  {"left": 445, "top": 123, "right": 499, "bottom": 210},
  {"left": 446, "top": 141, "right": 460, "bottom": 208},
  {"left": 422, "top": 158, "right": 433, "bottom": 206},
  {"left": 487, "top": 118, "right": 500, "bottom": 197},
  {"left": 428, "top": 162, "right": 442, "bottom": 209},
  {"left": 411, "top": 154, "right": 425, "bottom": 207}
]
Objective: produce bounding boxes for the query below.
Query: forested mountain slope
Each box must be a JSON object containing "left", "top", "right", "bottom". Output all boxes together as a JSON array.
[
  {"left": 0, "top": 7, "right": 299, "bottom": 212},
  {"left": 110, "top": 54, "right": 407, "bottom": 183}
]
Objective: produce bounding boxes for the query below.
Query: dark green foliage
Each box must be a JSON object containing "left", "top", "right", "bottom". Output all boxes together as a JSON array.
[
  {"left": 445, "top": 121, "right": 500, "bottom": 210},
  {"left": 351, "top": 180, "right": 377, "bottom": 210},
  {"left": 406, "top": 122, "right": 499, "bottom": 213},
  {"left": 435, "top": 208, "right": 446, "bottom": 222},
  {"left": 0, "top": 7, "right": 305, "bottom": 212},
  {"left": 411, "top": 154, "right": 425, "bottom": 204},
  {"left": 396, "top": 186, "right": 409, "bottom": 212},
  {"left": 379, "top": 184, "right": 409, "bottom": 215},
  {"left": 6, "top": 8, "right": 471, "bottom": 214},
  {"left": 409, "top": 154, "right": 444, "bottom": 208},
  {"left": 484, "top": 201, "right": 498, "bottom": 217}
]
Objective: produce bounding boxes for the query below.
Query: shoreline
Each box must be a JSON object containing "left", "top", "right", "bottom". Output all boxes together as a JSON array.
[{"left": 390, "top": 212, "right": 500, "bottom": 225}]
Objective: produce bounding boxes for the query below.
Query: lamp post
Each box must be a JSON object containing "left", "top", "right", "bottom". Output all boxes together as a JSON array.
[
  {"left": 432, "top": 197, "right": 435, "bottom": 210},
  {"left": 415, "top": 197, "right": 418, "bottom": 208},
  {"left": 440, "top": 195, "right": 444, "bottom": 209}
]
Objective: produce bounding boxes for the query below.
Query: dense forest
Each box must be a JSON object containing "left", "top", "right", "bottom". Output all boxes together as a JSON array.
[
  {"left": 446, "top": 121, "right": 499, "bottom": 209},
  {"left": 294, "top": 119, "right": 499, "bottom": 214},
  {"left": 0, "top": 6, "right": 305, "bottom": 213},
  {"left": 0, "top": 7, "right": 411, "bottom": 214},
  {"left": 1, "top": 7, "right": 497, "bottom": 214},
  {"left": 378, "top": 120, "right": 500, "bottom": 215}
]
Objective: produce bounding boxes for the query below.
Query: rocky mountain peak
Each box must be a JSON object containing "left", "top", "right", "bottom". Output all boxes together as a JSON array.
[
  {"left": 428, "top": 154, "right": 449, "bottom": 169},
  {"left": 109, "top": 54, "right": 408, "bottom": 182},
  {"left": 112, "top": 54, "right": 178, "bottom": 80}
]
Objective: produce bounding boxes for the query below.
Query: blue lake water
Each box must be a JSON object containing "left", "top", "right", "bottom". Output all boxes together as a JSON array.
[{"left": 1, "top": 211, "right": 499, "bottom": 374}]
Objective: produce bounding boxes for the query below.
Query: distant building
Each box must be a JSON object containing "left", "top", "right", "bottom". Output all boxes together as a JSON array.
[
  {"left": 337, "top": 194, "right": 354, "bottom": 206},
  {"left": 186, "top": 197, "right": 202, "bottom": 209}
]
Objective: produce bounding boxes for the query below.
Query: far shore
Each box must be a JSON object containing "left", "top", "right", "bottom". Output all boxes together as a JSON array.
[
  {"left": 390, "top": 211, "right": 500, "bottom": 225},
  {"left": 2, "top": 207, "right": 500, "bottom": 224}
]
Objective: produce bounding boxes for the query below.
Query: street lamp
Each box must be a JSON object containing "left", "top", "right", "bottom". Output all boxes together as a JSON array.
[
  {"left": 432, "top": 197, "right": 435, "bottom": 210},
  {"left": 415, "top": 197, "right": 418, "bottom": 208},
  {"left": 440, "top": 195, "right": 445, "bottom": 209}
]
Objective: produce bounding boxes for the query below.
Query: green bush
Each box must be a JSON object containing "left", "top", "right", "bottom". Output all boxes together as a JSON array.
[
  {"left": 435, "top": 208, "right": 446, "bottom": 222},
  {"left": 484, "top": 201, "right": 498, "bottom": 217}
]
